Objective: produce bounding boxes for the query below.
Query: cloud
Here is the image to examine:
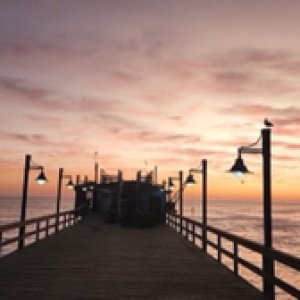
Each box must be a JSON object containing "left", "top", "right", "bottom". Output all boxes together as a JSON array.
[
  {"left": 167, "top": 115, "right": 185, "bottom": 125},
  {"left": 0, "top": 76, "right": 66, "bottom": 111},
  {"left": 0, "top": 76, "right": 122, "bottom": 115},
  {"left": 273, "top": 127, "right": 300, "bottom": 136},
  {"left": 207, "top": 71, "right": 253, "bottom": 94},
  {"left": 163, "top": 48, "right": 300, "bottom": 96},
  {"left": 222, "top": 48, "right": 292, "bottom": 66},
  {"left": 222, "top": 104, "right": 300, "bottom": 121},
  {"left": 158, "top": 146, "right": 230, "bottom": 159},
  {"left": 110, "top": 129, "right": 201, "bottom": 144},
  {"left": 272, "top": 116, "right": 300, "bottom": 127},
  {"left": 0, "top": 35, "right": 99, "bottom": 61},
  {"left": 0, "top": 130, "right": 81, "bottom": 151},
  {"left": 150, "top": 157, "right": 186, "bottom": 166},
  {"left": 206, "top": 72, "right": 295, "bottom": 95},
  {"left": 273, "top": 154, "right": 300, "bottom": 162},
  {"left": 175, "top": 147, "right": 230, "bottom": 158},
  {"left": 0, "top": 131, "right": 48, "bottom": 145},
  {"left": 274, "top": 141, "right": 300, "bottom": 150},
  {"left": 0, "top": 76, "right": 46, "bottom": 98},
  {"left": 107, "top": 70, "right": 141, "bottom": 85},
  {"left": 93, "top": 113, "right": 142, "bottom": 130}
]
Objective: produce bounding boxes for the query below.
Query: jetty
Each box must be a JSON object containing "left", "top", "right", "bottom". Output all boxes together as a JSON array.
[
  {"left": 0, "top": 167, "right": 299, "bottom": 299},
  {"left": 0, "top": 212, "right": 266, "bottom": 299}
]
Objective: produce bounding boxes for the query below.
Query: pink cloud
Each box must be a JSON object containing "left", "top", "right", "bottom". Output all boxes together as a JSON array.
[
  {"left": 273, "top": 154, "right": 299, "bottom": 162},
  {"left": 108, "top": 129, "right": 201, "bottom": 144},
  {"left": 223, "top": 104, "right": 300, "bottom": 122},
  {"left": 274, "top": 141, "right": 300, "bottom": 150},
  {"left": 163, "top": 48, "right": 300, "bottom": 96}
]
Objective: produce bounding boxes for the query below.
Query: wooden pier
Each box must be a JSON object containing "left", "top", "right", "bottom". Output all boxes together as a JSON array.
[{"left": 0, "top": 212, "right": 266, "bottom": 299}]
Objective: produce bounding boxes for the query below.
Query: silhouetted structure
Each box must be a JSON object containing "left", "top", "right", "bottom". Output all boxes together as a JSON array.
[{"left": 75, "top": 171, "right": 166, "bottom": 227}]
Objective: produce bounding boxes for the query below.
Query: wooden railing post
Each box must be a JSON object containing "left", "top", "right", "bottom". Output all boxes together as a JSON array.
[
  {"left": 233, "top": 242, "right": 238, "bottom": 275},
  {"left": 202, "top": 159, "right": 207, "bottom": 253},
  {"left": 64, "top": 214, "right": 67, "bottom": 229},
  {"left": 179, "top": 170, "right": 183, "bottom": 234},
  {"left": 0, "top": 231, "right": 2, "bottom": 256},
  {"left": 192, "top": 223, "right": 195, "bottom": 244},
  {"left": 46, "top": 218, "right": 49, "bottom": 237},
  {"left": 36, "top": 221, "right": 40, "bottom": 241},
  {"left": 217, "top": 235, "right": 221, "bottom": 263},
  {"left": 185, "top": 221, "right": 188, "bottom": 240}
]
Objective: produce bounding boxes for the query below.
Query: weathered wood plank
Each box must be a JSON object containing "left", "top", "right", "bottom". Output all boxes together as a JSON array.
[{"left": 0, "top": 213, "right": 266, "bottom": 299}]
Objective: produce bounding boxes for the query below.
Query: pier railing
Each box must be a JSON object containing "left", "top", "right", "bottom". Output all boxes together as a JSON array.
[
  {"left": 166, "top": 212, "right": 300, "bottom": 299},
  {"left": 0, "top": 205, "right": 87, "bottom": 257}
]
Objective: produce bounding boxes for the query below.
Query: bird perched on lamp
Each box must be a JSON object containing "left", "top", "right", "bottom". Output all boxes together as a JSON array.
[{"left": 264, "top": 118, "right": 274, "bottom": 127}]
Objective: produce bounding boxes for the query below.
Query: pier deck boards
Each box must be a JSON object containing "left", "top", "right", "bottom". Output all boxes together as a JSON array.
[{"left": 0, "top": 213, "right": 266, "bottom": 299}]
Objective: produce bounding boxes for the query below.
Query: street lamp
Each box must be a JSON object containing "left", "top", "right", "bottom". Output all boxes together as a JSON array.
[
  {"left": 228, "top": 124, "right": 274, "bottom": 299},
  {"left": 56, "top": 168, "right": 74, "bottom": 232},
  {"left": 168, "top": 177, "right": 175, "bottom": 190},
  {"left": 168, "top": 171, "right": 183, "bottom": 233},
  {"left": 94, "top": 151, "right": 99, "bottom": 183},
  {"left": 19, "top": 154, "right": 48, "bottom": 250},
  {"left": 185, "top": 159, "right": 207, "bottom": 252}
]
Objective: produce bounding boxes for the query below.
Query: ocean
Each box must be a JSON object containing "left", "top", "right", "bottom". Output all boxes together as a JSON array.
[{"left": 0, "top": 196, "right": 299, "bottom": 299}]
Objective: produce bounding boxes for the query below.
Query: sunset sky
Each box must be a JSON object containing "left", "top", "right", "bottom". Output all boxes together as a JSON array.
[{"left": 1, "top": 0, "right": 300, "bottom": 201}]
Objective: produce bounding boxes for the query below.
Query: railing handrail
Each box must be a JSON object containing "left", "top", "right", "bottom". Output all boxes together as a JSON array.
[
  {"left": 0, "top": 204, "right": 88, "bottom": 255},
  {"left": 0, "top": 208, "right": 76, "bottom": 232},
  {"left": 166, "top": 212, "right": 300, "bottom": 299},
  {"left": 176, "top": 213, "right": 300, "bottom": 270},
  {"left": 0, "top": 204, "right": 87, "bottom": 231}
]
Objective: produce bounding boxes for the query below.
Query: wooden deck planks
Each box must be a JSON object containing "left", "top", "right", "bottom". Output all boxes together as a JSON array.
[{"left": 0, "top": 213, "right": 266, "bottom": 299}]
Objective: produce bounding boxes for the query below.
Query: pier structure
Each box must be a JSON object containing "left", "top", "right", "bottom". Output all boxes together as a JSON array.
[
  {"left": 0, "top": 167, "right": 299, "bottom": 299},
  {"left": 0, "top": 211, "right": 268, "bottom": 299}
]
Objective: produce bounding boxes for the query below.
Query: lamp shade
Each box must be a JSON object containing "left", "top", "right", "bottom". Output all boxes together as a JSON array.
[
  {"left": 185, "top": 174, "right": 196, "bottom": 185},
  {"left": 36, "top": 170, "right": 47, "bottom": 185},
  {"left": 66, "top": 178, "right": 74, "bottom": 189},
  {"left": 228, "top": 156, "right": 250, "bottom": 175},
  {"left": 168, "top": 177, "right": 175, "bottom": 190}
]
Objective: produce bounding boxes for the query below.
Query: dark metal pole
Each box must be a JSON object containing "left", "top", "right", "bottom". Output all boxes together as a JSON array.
[
  {"left": 100, "top": 169, "right": 104, "bottom": 183},
  {"left": 74, "top": 175, "right": 80, "bottom": 210},
  {"left": 136, "top": 170, "right": 141, "bottom": 212},
  {"left": 202, "top": 159, "right": 207, "bottom": 252},
  {"left": 56, "top": 168, "right": 63, "bottom": 233},
  {"left": 76, "top": 175, "right": 80, "bottom": 185},
  {"left": 18, "top": 154, "right": 31, "bottom": 250},
  {"left": 117, "top": 170, "right": 123, "bottom": 219},
  {"left": 179, "top": 170, "right": 183, "bottom": 234},
  {"left": 262, "top": 128, "right": 274, "bottom": 299},
  {"left": 154, "top": 165, "right": 158, "bottom": 184},
  {"left": 95, "top": 162, "right": 99, "bottom": 183}
]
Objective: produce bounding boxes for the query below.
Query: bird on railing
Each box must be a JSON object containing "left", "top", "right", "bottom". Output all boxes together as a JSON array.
[{"left": 264, "top": 118, "right": 274, "bottom": 127}]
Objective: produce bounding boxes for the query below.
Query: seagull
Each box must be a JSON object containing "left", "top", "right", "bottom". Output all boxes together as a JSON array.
[{"left": 264, "top": 118, "right": 274, "bottom": 127}]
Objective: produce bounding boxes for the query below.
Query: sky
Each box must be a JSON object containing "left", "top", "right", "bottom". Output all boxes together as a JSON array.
[{"left": 0, "top": 0, "right": 300, "bottom": 201}]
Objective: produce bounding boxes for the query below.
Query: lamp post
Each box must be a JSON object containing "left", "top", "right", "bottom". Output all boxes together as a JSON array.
[
  {"left": 185, "top": 159, "right": 207, "bottom": 252},
  {"left": 56, "top": 168, "right": 74, "bottom": 232},
  {"left": 19, "top": 154, "right": 47, "bottom": 250},
  {"left": 94, "top": 151, "right": 99, "bottom": 183},
  {"left": 168, "top": 170, "right": 183, "bottom": 233},
  {"left": 228, "top": 125, "right": 274, "bottom": 299}
]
